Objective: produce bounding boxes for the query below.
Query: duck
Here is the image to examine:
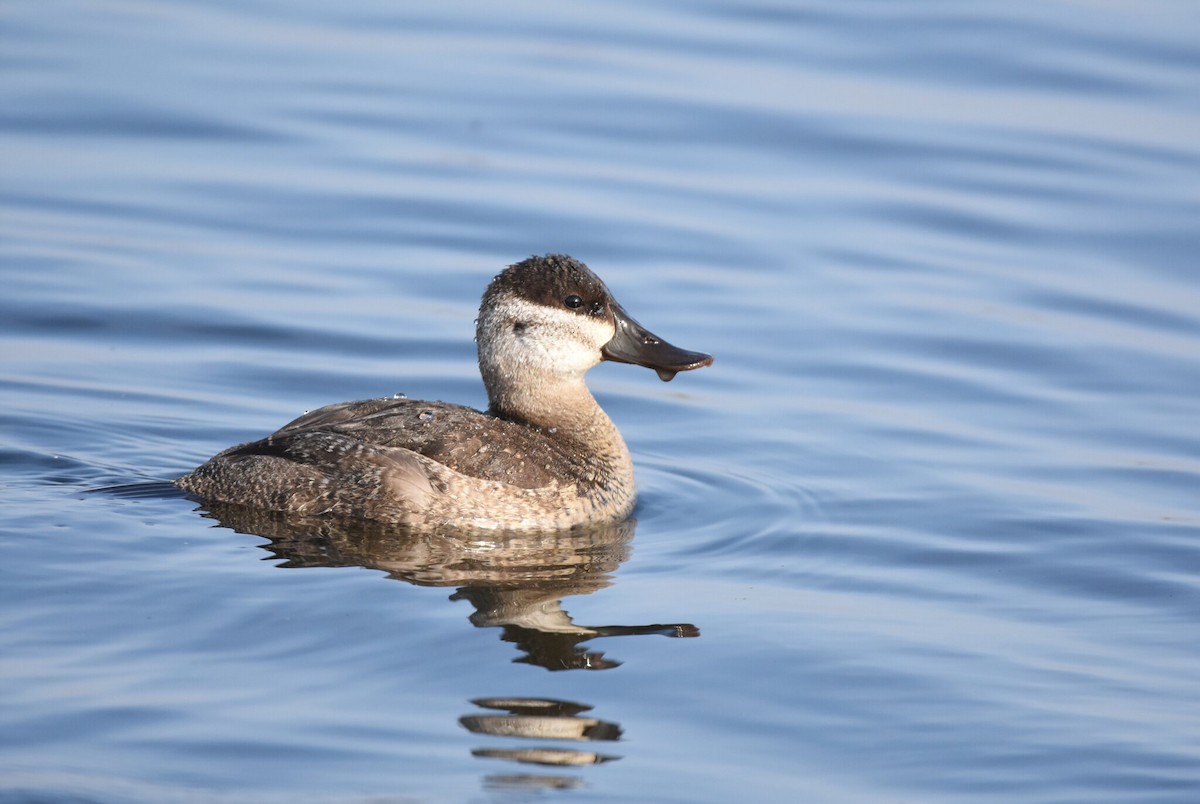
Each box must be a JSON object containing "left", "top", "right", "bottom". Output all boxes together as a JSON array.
[{"left": 176, "top": 254, "right": 712, "bottom": 531}]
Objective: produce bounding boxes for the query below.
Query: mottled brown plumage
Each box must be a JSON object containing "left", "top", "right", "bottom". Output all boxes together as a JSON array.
[{"left": 176, "top": 255, "right": 712, "bottom": 531}]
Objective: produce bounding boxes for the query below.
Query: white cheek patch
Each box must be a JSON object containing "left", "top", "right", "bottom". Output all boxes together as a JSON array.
[{"left": 492, "top": 297, "right": 614, "bottom": 375}]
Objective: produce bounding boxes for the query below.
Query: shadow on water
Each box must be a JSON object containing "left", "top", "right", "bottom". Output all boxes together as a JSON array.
[{"left": 190, "top": 501, "right": 699, "bottom": 785}]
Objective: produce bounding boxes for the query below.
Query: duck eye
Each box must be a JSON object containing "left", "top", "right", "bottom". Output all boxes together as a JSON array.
[{"left": 564, "top": 294, "right": 584, "bottom": 309}]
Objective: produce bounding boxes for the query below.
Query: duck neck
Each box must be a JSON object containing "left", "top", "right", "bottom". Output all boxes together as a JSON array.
[
  {"left": 487, "top": 370, "right": 608, "bottom": 433},
  {"left": 486, "top": 371, "right": 633, "bottom": 472}
]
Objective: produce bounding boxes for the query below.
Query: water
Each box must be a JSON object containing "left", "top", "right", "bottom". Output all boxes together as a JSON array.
[{"left": 3, "top": 1, "right": 1200, "bottom": 801}]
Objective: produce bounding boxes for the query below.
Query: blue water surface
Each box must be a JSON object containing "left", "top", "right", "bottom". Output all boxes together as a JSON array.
[{"left": 3, "top": 1, "right": 1199, "bottom": 801}]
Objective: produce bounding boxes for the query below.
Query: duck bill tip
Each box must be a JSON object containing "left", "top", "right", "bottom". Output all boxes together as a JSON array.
[{"left": 602, "top": 304, "right": 713, "bottom": 381}]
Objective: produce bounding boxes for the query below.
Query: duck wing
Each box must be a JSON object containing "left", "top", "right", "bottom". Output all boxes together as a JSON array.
[{"left": 265, "top": 397, "right": 574, "bottom": 489}]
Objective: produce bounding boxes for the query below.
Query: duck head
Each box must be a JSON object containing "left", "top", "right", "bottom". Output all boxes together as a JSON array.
[{"left": 476, "top": 254, "right": 713, "bottom": 394}]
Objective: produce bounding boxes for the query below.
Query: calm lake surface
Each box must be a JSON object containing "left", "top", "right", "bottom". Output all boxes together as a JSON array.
[{"left": 3, "top": 1, "right": 1200, "bottom": 801}]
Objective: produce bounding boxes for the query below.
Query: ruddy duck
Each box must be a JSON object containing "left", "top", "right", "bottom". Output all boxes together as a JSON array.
[{"left": 176, "top": 254, "right": 713, "bottom": 530}]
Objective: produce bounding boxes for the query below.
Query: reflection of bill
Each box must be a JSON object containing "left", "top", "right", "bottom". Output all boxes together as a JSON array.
[
  {"left": 464, "top": 697, "right": 621, "bottom": 770},
  {"left": 194, "top": 504, "right": 700, "bottom": 670},
  {"left": 454, "top": 583, "right": 698, "bottom": 671}
]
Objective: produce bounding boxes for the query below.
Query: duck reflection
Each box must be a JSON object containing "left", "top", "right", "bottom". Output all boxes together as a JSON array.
[
  {"left": 195, "top": 503, "right": 697, "bottom": 787},
  {"left": 196, "top": 502, "right": 699, "bottom": 670},
  {"left": 463, "top": 697, "right": 620, "bottom": 785}
]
